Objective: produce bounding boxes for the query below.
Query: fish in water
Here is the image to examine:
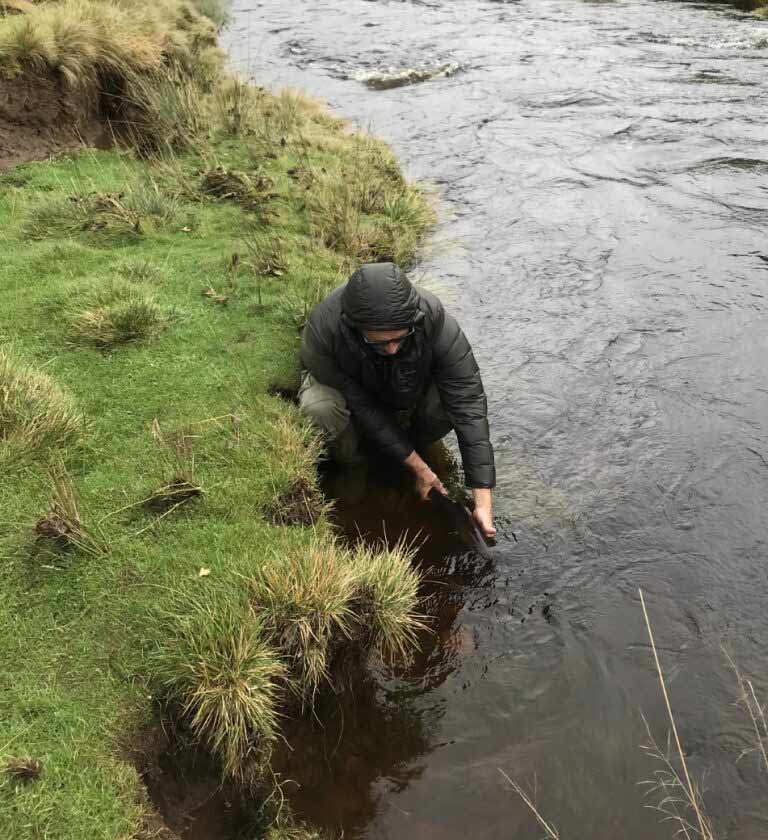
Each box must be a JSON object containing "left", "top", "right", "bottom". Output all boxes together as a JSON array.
[{"left": 428, "top": 488, "right": 494, "bottom": 560}]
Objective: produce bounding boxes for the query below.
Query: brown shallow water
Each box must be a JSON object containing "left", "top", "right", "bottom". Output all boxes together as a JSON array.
[{"left": 221, "top": 1, "right": 768, "bottom": 837}]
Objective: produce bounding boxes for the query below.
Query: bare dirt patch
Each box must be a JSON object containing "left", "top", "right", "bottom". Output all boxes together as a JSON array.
[
  {"left": 0, "top": 75, "right": 111, "bottom": 170},
  {"left": 129, "top": 721, "right": 255, "bottom": 840},
  {"left": 144, "top": 479, "right": 202, "bottom": 514},
  {"left": 3, "top": 756, "right": 43, "bottom": 784}
]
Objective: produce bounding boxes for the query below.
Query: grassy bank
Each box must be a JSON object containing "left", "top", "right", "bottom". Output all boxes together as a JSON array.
[{"left": 0, "top": 1, "right": 433, "bottom": 836}]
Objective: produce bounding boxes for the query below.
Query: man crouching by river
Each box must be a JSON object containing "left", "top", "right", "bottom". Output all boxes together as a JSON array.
[{"left": 298, "top": 261, "right": 496, "bottom": 539}]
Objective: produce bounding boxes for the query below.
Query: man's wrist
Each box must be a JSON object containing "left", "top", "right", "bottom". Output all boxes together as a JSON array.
[
  {"left": 472, "top": 487, "right": 493, "bottom": 509},
  {"left": 404, "top": 450, "right": 432, "bottom": 477}
]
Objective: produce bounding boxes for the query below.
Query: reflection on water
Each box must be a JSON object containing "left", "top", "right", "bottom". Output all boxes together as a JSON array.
[{"left": 225, "top": 0, "right": 768, "bottom": 837}]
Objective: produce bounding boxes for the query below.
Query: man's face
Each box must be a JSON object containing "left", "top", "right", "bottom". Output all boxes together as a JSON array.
[{"left": 362, "top": 328, "right": 412, "bottom": 356}]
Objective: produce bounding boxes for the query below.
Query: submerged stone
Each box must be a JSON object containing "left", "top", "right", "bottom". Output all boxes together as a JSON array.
[{"left": 355, "top": 62, "right": 461, "bottom": 90}]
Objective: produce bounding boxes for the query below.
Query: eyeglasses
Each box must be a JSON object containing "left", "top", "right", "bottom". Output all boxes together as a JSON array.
[{"left": 361, "top": 327, "right": 415, "bottom": 349}]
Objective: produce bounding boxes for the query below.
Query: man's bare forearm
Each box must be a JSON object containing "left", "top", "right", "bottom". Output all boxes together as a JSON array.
[
  {"left": 471, "top": 487, "right": 496, "bottom": 538},
  {"left": 404, "top": 450, "right": 446, "bottom": 499},
  {"left": 404, "top": 450, "right": 430, "bottom": 477},
  {"left": 472, "top": 487, "right": 492, "bottom": 510}
]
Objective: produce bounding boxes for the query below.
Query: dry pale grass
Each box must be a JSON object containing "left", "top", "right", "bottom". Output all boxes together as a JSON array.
[
  {"left": 35, "top": 460, "right": 107, "bottom": 556},
  {"left": 251, "top": 533, "right": 422, "bottom": 699},
  {"left": 724, "top": 649, "right": 768, "bottom": 774},
  {"left": 638, "top": 589, "right": 715, "bottom": 840},
  {"left": 213, "top": 75, "right": 261, "bottom": 137},
  {"left": 3, "top": 756, "right": 43, "bottom": 784},
  {"left": 499, "top": 771, "right": 560, "bottom": 839},
  {"left": 0, "top": 0, "right": 216, "bottom": 85},
  {"left": 0, "top": 1, "right": 37, "bottom": 16},
  {"left": 251, "top": 537, "right": 359, "bottom": 697},
  {"left": 351, "top": 537, "right": 424, "bottom": 661},
  {"left": 0, "top": 349, "right": 83, "bottom": 461}
]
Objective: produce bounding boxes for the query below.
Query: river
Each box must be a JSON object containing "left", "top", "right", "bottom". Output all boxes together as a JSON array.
[{"left": 224, "top": 2, "right": 768, "bottom": 837}]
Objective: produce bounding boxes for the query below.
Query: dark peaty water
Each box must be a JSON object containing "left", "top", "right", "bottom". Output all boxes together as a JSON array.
[{"left": 224, "top": 2, "right": 768, "bottom": 838}]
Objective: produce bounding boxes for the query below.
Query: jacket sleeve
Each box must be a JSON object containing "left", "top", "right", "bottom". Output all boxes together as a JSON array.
[
  {"left": 300, "top": 316, "right": 414, "bottom": 462},
  {"left": 432, "top": 312, "right": 496, "bottom": 489}
]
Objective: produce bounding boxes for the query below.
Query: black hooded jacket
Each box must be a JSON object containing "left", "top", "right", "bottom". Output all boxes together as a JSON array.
[{"left": 300, "top": 263, "right": 495, "bottom": 489}]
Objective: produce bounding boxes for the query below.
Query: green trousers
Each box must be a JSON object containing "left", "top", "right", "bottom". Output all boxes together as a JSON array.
[{"left": 298, "top": 371, "right": 453, "bottom": 465}]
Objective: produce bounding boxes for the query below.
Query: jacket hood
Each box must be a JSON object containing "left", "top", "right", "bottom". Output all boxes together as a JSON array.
[{"left": 341, "top": 262, "right": 420, "bottom": 330}]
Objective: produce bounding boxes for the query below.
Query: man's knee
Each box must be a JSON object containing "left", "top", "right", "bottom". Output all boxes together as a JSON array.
[{"left": 298, "top": 376, "right": 350, "bottom": 439}]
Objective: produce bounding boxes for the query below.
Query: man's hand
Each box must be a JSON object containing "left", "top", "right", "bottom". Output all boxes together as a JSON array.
[
  {"left": 404, "top": 450, "right": 447, "bottom": 500},
  {"left": 472, "top": 488, "right": 496, "bottom": 539}
]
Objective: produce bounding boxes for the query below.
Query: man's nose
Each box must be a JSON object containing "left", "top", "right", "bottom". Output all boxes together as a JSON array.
[{"left": 384, "top": 341, "right": 400, "bottom": 354}]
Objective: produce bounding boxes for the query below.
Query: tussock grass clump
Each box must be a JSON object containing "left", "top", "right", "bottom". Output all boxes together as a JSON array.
[
  {"left": 258, "top": 412, "right": 326, "bottom": 522},
  {"left": 0, "top": 0, "right": 217, "bottom": 85},
  {"left": 149, "top": 594, "right": 286, "bottom": 781},
  {"left": 251, "top": 537, "right": 359, "bottom": 696},
  {"left": 35, "top": 461, "right": 106, "bottom": 556},
  {"left": 66, "top": 280, "right": 172, "bottom": 348},
  {"left": 116, "top": 258, "right": 165, "bottom": 285},
  {"left": 199, "top": 165, "right": 275, "bottom": 216},
  {"left": 3, "top": 757, "right": 43, "bottom": 784},
  {"left": 26, "top": 193, "right": 142, "bottom": 243},
  {"left": 213, "top": 75, "right": 261, "bottom": 136},
  {"left": 277, "top": 262, "right": 346, "bottom": 330},
  {"left": 0, "top": 349, "right": 82, "bottom": 461},
  {"left": 251, "top": 535, "right": 421, "bottom": 697},
  {"left": 265, "top": 475, "right": 327, "bottom": 527},
  {"left": 306, "top": 137, "right": 433, "bottom": 267},
  {"left": 123, "top": 66, "right": 212, "bottom": 155},
  {"left": 243, "top": 228, "right": 289, "bottom": 304},
  {"left": 124, "top": 177, "right": 181, "bottom": 227},
  {"left": 26, "top": 180, "right": 182, "bottom": 243},
  {"left": 351, "top": 538, "right": 424, "bottom": 661},
  {"left": 252, "top": 88, "right": 345, "bottom": 153},
  {"left": 143, "top": 419, "right": 202, "bottom": 515}
]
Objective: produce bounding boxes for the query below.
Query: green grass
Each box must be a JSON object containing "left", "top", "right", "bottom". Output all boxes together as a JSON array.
[{"left": 0, "top": 43, "right": 432, "bottom": 838}]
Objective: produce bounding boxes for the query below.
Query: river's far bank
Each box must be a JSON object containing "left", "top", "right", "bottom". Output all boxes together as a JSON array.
[{"left": 0, "top": 1, "right": 434, "bottom": 837}]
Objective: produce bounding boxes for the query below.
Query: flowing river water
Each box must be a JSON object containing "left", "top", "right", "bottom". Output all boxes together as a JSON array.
[{"left": 222, "top": 2, "right": 768, "bottom": 837}]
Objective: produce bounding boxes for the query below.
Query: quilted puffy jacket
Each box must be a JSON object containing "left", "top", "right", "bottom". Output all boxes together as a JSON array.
[{"left": 300, "top": 262, "right": 495, "bottom": 488}]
